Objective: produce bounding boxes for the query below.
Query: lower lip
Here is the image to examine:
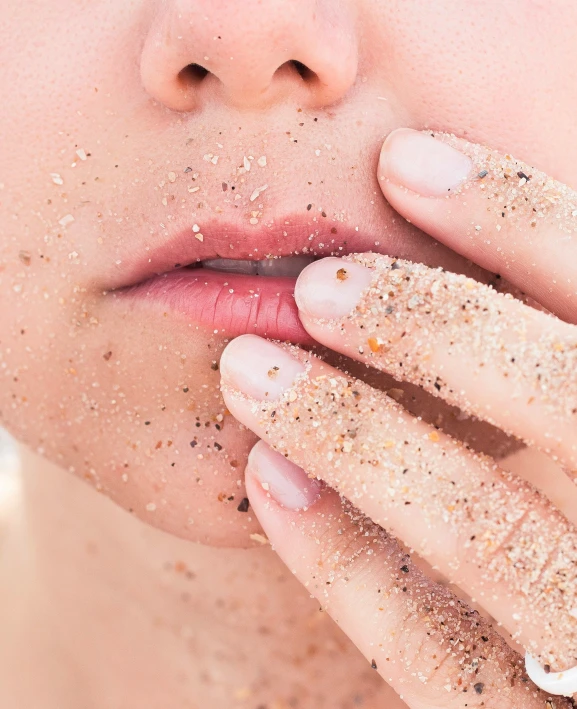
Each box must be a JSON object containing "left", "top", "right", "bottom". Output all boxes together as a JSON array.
[{"left": 120, "top": 268, "right": 314, "bottom": 343}]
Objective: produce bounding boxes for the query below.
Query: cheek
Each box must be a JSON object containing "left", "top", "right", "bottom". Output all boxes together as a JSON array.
[
  {"left": 0, "top": 288, "right": 262, "bottom": 545},
  {"left": 3, "top": 0, "right": 577, "bottom": 550},
  {"left": 370, "top": 0, "right": 577, "bottom": 184},
  {"left": 0, "top": 2, "right": 263, "bottom": 547}
]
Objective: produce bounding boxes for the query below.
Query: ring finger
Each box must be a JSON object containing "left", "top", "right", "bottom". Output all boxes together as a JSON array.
[{"left": 220, "top": 335, "right": 577, "bottom": 673}]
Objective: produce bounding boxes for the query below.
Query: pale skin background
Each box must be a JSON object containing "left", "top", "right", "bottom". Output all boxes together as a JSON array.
[{"left": 1, "top": 1, "right": 577, "bottom": 707}]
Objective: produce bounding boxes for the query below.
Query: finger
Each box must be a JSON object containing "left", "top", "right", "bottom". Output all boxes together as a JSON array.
[
  {"left": 377, "top": 128, "right": 577, "bottom": 323},
  {"left": 294, "top": 254, "right": 577, "bottom": 472},
  {"left": 323, "top": 348, "right": 523, "bottom": 461},
  {"left": 220, "top": 335, "right": 577, "bottom": 672},
  {"left": 246, "top": 441, "right": 570, "bottom": 709}
]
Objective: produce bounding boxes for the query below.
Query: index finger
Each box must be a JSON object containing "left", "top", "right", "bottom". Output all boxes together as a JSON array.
[{"left": 378, "top": 129, "right": 577, "bottom": 323}]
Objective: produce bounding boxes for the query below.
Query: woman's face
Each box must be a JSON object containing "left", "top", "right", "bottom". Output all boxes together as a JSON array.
[{"left": 1, "top": 0, "right": 577, "bottom": 546}]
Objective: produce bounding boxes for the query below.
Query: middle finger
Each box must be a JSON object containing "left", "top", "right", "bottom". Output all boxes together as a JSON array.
[
  {"left": 295, "top": 254, "right": 577, "bottom": 472},
  {"left": 220, "top": 335, "right": 577, "bottom": 673}
]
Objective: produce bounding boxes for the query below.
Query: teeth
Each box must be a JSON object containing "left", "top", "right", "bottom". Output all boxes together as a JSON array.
[
  {"left": 201, "top": 258, "right": 258, "bottom": 275},
  {"left": 257, "top": 256, "right": 316, "bottom": 277},
  {"left": 201, "top": 256, "right": 315, "bottom": 277}
]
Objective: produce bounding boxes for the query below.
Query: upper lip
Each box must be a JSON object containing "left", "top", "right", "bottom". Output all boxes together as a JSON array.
[{"left": 107, "top": 213, "right": 388, "bottom": 291}]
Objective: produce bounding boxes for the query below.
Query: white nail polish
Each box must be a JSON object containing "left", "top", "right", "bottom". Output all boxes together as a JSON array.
[
  {"left": 380, "top": 128, "right": 473, "bottom": 197},
  {"left": 220, "top": 335, "right": 305, "bottom": 401},
  {"left": 295, "top": 257, "right": 374, "bottom": 319},
  {"left": 248, "top": 441, "right": 322, "bottom": 510}
]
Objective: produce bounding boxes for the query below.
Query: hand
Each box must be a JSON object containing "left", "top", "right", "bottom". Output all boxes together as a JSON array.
[{"left": 220, "top": 128, "right": 577, "bottom": 707}]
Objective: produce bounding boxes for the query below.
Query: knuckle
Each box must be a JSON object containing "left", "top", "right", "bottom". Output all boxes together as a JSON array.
[{"left": 312, "top": 509, "right": 391, "bottom": 586}]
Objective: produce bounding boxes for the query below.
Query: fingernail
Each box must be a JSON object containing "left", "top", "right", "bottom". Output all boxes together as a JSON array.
[
  {"left": 247, "top": 441, "right": 322, "bottom": 510},
  {"left": 380, "top": 128, "right": 473, "bottom": 197},
  {"left": 295, "top": 257, "right": 374, "bottom": 319},
  {"left": 219, "top": 334, "right": 305, "bottom": 401}
]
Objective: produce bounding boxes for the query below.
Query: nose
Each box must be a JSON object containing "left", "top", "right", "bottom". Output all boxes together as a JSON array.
[{"left": 140, "top": 0, "right": 359, "bottom": 112}]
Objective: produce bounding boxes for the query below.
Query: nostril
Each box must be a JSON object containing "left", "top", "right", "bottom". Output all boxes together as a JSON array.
[
  {"left": 179, "top": 62, "right": 210, "bottom": 85},
  {"left": 288, "top": 60, "right": 317, "bottom": 82}
]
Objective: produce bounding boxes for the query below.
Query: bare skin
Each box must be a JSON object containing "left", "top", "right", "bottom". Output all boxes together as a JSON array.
[
  {"left": 2, "top": 441, "right": 576, "bottom": 708},
  {"left": 220, "top": 135, "right": 577, "bottom": 705},
  {"left": 2, "top": 0, "right": 577, "bottom": 707},
  {"left": 0, "top": 448, "right": 400, "bottom": 709}
]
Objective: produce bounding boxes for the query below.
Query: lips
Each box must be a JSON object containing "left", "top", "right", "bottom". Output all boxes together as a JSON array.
[
  {"left": 110, "top": 217, "right": 372, "bottom": 342},
  {"left": 200, "top": 255, "right": 316, "bottom": 277},
  {"left": 123, "top": 267, "right": 314, "bottom": 342},
  {"left": 107, "top": 216, "right": 371, "bottom": 291},
  {"left": 110, "top": 212, "right": 485, "bottom": 342}
]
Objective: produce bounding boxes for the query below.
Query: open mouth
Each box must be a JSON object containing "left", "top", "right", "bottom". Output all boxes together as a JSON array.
[
  {"left": 110, "top": 218, "right": 364, "bottom": 343},
  {"left": 118, "top": 250, "right": 327, "bottom": 344},
  {"left": 186, "top": 255, "right": 317, "bottom": 278},
  {"left": 110, "top": 212, "right": 483, "bottom": 343}
]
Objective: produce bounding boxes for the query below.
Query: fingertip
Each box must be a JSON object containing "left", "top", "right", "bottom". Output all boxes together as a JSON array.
[
  {"left": 244, "top": 442, "right": 329, "bottom": 552},
  {"left": 246, "top": 441, "right": 323, "bottom": 512},
  {"left": 219, "top": 333, "right": 264, "bottom": 378},
  {"left": 219, "top": 335, "right": 305, "bottom": 401},
  {"left": 378, "top": 128, "right": 416, "bottom": 187},
  {"left": 378, "top": 127, "right": 472, "bottom": 198},
  {"left": 294, "top": 256, "right": 373, "bottom": 320}
]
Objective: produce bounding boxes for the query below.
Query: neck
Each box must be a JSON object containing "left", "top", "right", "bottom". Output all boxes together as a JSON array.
[{"left": 0, "top": 445, "right": 389, "bottom": 709}]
